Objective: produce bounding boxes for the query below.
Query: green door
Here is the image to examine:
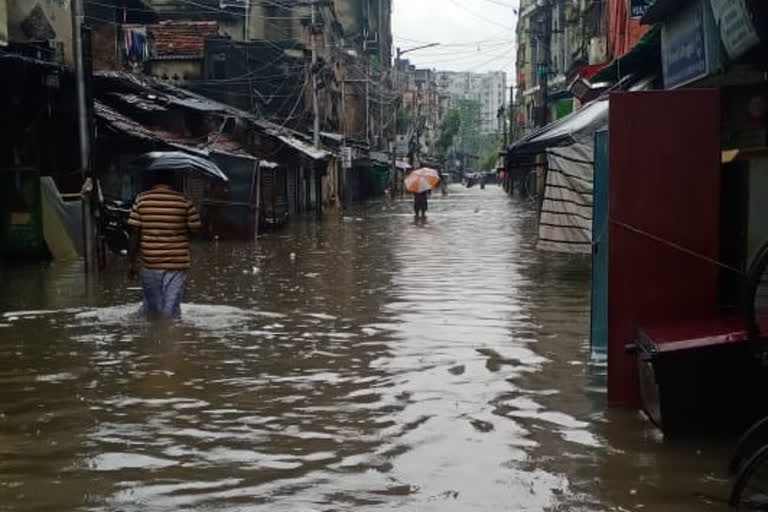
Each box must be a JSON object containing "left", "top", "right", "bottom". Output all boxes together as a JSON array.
[{"left": 0, "top": 170, "right": 46, "bottom": 257}]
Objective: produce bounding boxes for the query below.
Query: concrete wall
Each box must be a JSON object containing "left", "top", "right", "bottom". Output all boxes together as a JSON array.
[
  {"left": 149, "top": 59, "right": 203, "bottom": 82},
  {"left": 91, "top": 23, "right": 118, "bottom": 71},
  {"left": 334, "top": 0, "right": 391, "bottom": 69},
  {"left": 7, "top": 0, "right": 74, "bottom": 65},
  {"left": 248, "top": 4, "right": 305, "bottom": 44},
  {"left": 333, "top": 0, "right": 362, "bottom": 37}
]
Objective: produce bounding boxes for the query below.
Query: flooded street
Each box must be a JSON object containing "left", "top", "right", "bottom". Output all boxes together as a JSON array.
[{"left": 0, "top": 186, "right": 731, "bottom": 511}]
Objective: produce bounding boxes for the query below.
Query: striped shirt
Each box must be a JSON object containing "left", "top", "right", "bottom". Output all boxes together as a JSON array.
[{"left": 127, "top": 184, "right": 202, "bottom": 270}]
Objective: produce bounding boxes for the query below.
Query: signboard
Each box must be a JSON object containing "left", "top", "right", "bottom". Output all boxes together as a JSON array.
[
  {"left": 662, "top": 1, "right": 708, "bottom": 89},
  {"left": 629, "top": 0, "right": 654, "bottom": 19},
  {"left": 710, "top": 0, "right": 760, "bottom": 60},
  {"left": 341, "top": 146, "right": 352, "bottom": 169}
]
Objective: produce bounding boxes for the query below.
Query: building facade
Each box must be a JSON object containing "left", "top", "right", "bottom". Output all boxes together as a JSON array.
[
  {"left": 436, "top": 70, "right": 508, "bottom": 135},
  {"left": 512, "top": 0, "right": 650, "bottom": 140}
]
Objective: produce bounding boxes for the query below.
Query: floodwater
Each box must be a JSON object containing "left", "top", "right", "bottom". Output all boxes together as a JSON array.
[{"left": 0, "top": 185, "right": 732, "bottom": 511}]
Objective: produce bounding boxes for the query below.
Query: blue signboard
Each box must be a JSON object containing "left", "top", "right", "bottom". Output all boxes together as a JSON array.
[
  {"left": 662, "top": 1, "right": 708, "bottom": 89},
  {"left": 629, "top": 0, "right": 654, "bottom": 19}
]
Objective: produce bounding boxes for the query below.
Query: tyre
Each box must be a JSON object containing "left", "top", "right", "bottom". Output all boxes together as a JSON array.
[
  {"left": 731, "top": 417, "right": 768, "bottom": 476},
  {"left": 744, "top": 240, "right": 768, "bottom": 342},
  {"left": 730, "top": 444, "right": 768, "bottom": 510}
]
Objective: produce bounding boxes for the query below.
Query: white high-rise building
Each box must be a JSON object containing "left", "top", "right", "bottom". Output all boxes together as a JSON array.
[{"left": 436, "top": 70, "right": 508, "bottom": 135}]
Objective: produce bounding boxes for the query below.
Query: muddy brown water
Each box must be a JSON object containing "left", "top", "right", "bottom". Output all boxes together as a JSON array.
[{"left": 0, "top": 186, "right": 732, "bottom": 511}]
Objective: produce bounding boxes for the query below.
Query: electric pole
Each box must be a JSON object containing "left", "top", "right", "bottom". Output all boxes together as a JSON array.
[
  {"left": 72, "top": 0, "right": 95, "bottom": 272},
  {"left": 311, "top": 0, "right": 320, "bottom": 148},
  {"left": 538, "top": 0, "right": 552, "bottom": 128},
  {"left": 365, "top": 75, "right": 370, "bottom": 146},
  {"left": 394, "top": 42, "right": 440, "bottom": 139}
]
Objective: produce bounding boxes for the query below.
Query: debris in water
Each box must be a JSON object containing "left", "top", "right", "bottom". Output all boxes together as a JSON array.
[{"left": 469, "top": 418, "right": 495, "bottom": 433}]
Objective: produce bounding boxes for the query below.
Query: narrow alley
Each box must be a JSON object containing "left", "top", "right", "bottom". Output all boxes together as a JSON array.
[{"left": 0, "top": 186, "right": 730, "bottom": 511}]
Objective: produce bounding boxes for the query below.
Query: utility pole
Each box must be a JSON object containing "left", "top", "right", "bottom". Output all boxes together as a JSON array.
[
  {"left": 310, "top": 0, "right": 320, "bottom": 148},
  {"left": 244, "top": 0, "right": 250, "bottom": 40},
  {"left": 393, "top": 42, "right": 440, "bottom": 155},
  {"left": 538, "top": 0, "right": 552, "bottom": 128},
  {"left": 365, "top": 76, "right": 370, "bottom": 146},
  {"left": 72, "top": 0, "right": 95, "bottom": 272}
]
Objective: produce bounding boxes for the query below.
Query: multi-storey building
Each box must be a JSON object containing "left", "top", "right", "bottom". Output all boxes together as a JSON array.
[
  {"left": 436, "top": 70, "right": 508, "bottom": 135},
  {"left": 511, "top": 0, "right": 649, "bottom": 140},
  {"left": 395, "top": 59, "right": 441, "bottom": 157}
]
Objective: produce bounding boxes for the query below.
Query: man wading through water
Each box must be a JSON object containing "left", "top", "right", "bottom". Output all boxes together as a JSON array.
[{"left": 128, "top": 173, "right": 202, "bottom": 318}]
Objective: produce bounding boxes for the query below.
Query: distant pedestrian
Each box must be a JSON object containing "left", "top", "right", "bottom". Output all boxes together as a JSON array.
[
  {"left": 127, "top": 173, "right": 202, "bottom": 318},
  {"left": 414, "top": 191, "right": 428, "bottom": 221}
]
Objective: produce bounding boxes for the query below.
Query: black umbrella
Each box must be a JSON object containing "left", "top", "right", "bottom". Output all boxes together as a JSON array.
[{"left": 132, "top": 151, "right": 229, "bottom": 182}]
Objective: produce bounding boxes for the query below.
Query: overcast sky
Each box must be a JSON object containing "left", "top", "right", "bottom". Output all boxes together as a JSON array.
[{"left": 392, "top": 0, "right": 519, "bottom": 80}]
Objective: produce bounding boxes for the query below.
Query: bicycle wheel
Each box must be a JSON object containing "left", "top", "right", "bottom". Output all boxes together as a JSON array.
[
  {"left": 744, "top": 240, "right": 768, "bottom": 341},
  {"left": 730, "top": 444, "right": 768, "bottom": 510},
  {"left": 731, "top": 417, "right": 768, "bottom": 476}
]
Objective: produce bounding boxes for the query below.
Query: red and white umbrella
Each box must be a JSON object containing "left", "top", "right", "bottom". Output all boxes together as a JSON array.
[{"left": 404, "top": 167, "right": 440, "bottom": 194}]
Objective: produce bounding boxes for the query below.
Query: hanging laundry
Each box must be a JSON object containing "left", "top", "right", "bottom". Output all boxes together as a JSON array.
[{"left": 123, "top": 27, "right": 149, "bottom": 61}]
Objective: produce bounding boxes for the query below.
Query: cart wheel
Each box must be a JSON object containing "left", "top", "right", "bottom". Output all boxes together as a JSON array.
[
  {"left": 731, "top": 444, "right": 768, "bottom": 510},
  {"left": 744, "top": 240, "right": 768, "bottom": 342},
  {"left": 732, "top": 417, "right": 768, "bottom": 476}
]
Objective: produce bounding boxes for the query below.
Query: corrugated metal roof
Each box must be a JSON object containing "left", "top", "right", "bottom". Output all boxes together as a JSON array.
[
  {"left": 276, "top": 135, "right": 330, "bottom": 161},
  {"left": 107, "top": 92, "right": 168, "bottom": 112},
  {"left": 96, "top": 100, "right": 281, "bottom": 168},
  {"left": 94, "top": 71, "right": 335, "bottom": 161},
  {"left": 95, "top": 101, "right": 158, "bottom": 141}
]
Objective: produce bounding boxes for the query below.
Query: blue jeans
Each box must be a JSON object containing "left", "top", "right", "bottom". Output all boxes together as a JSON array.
[{"left": 141, "top": 269, "right": 186, "bottom": 318}]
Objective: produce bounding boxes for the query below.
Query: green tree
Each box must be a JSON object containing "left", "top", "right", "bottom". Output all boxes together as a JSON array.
[
  {"left": 479, "top": 135, "right": 503, "bottom": 171},
  {"left": 457, "top": 99, "right": 482, "bottom": 159},
  {"left": 436, "top": 108, "right": 461, "bottom": 159}
]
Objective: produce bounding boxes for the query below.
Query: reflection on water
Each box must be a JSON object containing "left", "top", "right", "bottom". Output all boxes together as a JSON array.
[{"left": 0, "top": 186, "right": 729, "bottom": 511}]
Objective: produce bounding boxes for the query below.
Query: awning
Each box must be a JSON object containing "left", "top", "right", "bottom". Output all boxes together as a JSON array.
[
  {"left": 507, "top": 98, "right": 609, "bottom": 157},
  {"left": 537, "top": 143, "right": 594, "bottom": 254},
  {"left": 276, "top": 135, "right": 330, "bottom": 161},
  {"left": 506, "top": 74, "right": 656, "bottom": 158},
  {"left": 369, "top": 151, "right": 390, "bottom": 164},
  {"left": 591, "top": 25, "right": 661, "bottom": 84},
  {"left": 0, "top": 50, "right": 66, "bottom": 71}
]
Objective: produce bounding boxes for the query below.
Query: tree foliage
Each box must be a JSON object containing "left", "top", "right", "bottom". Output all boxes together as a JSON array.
[
  {"left": 456, "top": 99, "right": 482, "bottom": 159},
  {"left": 436, "top": 108, "right": 461, "bottom": 157},
  {"left": 479, "top": 135, "right": 503, "bottom": 171}
]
